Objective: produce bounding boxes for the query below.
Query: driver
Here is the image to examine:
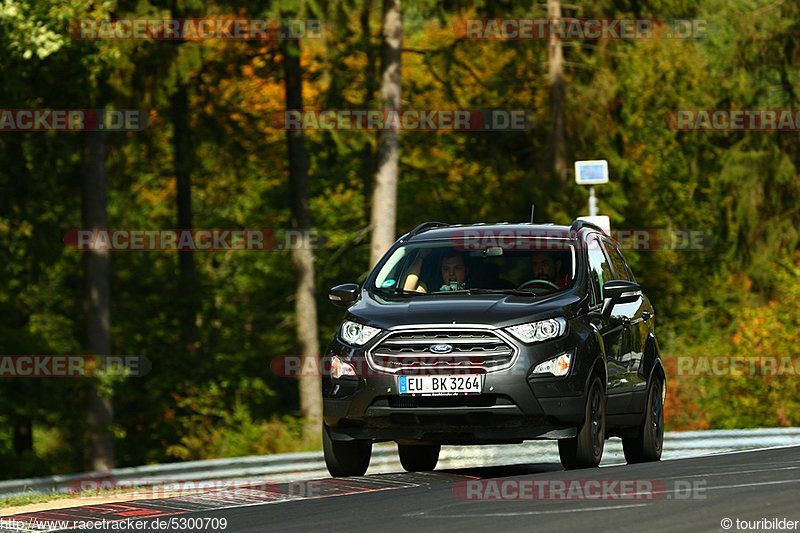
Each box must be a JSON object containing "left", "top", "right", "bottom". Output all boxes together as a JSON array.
[
  {"left": 528, "top": 252, "right": 571, "bottom": 288},
  {"left": 403, "top": 249, "right": 470, "bottom": 293},
  {"left": 438, "top": 251, "right": 469, "bottom": 291}
]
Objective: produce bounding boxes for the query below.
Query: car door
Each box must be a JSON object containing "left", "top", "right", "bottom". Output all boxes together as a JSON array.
[
  {"left": 603, "top": 239, "right": 647, "bottom": 410},
  {"left": 585, "top": 234, "right": 630, "bottom": 415}
]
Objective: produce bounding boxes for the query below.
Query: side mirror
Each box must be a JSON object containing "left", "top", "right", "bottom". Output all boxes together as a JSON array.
[
  {"left": 600, "top": 280, "right": 641, "bottom": 318},
  {"left": 329, "top": 283, "right": 360, "bottom": 308}
]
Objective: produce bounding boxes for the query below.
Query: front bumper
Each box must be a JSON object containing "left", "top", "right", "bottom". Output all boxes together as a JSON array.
[{"left": 322, "top": 324, "right": 595, "bottom": 444}]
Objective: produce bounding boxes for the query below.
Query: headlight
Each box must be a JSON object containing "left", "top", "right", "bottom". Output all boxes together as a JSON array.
[
  {"left": 532, "top": 351, "right": 572, "bottom": 377},
  {"left": 339, "top": 320, "right": 381, "bottom": 346},
  {"left": 506, "top": 317, "right": 567, "bottom": 343}
]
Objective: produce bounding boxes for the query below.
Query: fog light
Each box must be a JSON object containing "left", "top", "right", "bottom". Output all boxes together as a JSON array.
[
  {"left": 331, "top": 356, "right": 356, "bottom": 379},
  {"left": 532, "top": 352, "right": 572, "bottom": 377}
]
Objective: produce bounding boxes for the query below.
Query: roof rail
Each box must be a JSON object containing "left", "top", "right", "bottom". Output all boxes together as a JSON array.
[
  {"left": 405, "top": 221, "right": 449, "bottom": 238},
  {"left": 569, "top": 219, "right": 603, "bottom": 237}
]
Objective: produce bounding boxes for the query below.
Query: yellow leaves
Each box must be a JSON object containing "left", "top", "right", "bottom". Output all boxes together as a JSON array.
[
  {"left": 17, "top": 221, "right": 34, "bottom": 237},
  {"left": 251, "top": 55, "right": 267, "bottom": 69},
  {"left": 135, "top": 181, "right": 174, "bottom": 207}
]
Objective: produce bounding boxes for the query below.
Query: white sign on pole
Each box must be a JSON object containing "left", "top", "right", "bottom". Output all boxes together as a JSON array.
[{"left": 574, "top": 160, "right": 609, "bottom": 185}]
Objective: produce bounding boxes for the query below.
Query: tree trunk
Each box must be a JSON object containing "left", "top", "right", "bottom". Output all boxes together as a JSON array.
[
  {"left": 548, "top": 0, "right": 567, "bottom": 184},
  {"left": 282, "top": 35, "right": 323, "bottom": 438},
  {"left": 369, "top": 0, "right": 402, "bottom": 267},
  {"left": 170, "top": 0, "right": 200, "bottom": 367},
  {"left": 360, "top": 0, "right": 377, "bottom": 224},
  {"left": 172, "top": 81, "right": 200, "bottom": 365},
  {"left": 4, "top": 137, "right": 35, "bottom": 460},
  {"left": 82, "top": 130, "right": 114, "bottom": 471},
  {"left": 13, "top": 416, "right": 32, "bottom": 456}
]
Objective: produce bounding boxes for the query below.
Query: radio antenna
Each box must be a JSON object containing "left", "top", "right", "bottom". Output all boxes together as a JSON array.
[{"left": 530, "top": 204, "right": 535, "bottom": 223}]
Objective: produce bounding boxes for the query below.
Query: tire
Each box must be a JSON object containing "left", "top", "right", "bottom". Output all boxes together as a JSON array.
[
  {"left": 559, "top": 376, "right": 606, "bottom": 469},
  {"left": 323, "top": 423, "right": 372, "bottom": 477},
  {"left": 622, "top": 378, "right": 664, "bottom": 464},
  {"left": 398, "top": 443, "right": 440, "bottom": 472}
]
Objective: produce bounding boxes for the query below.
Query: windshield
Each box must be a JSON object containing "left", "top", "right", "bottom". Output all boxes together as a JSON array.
[{"left": 374, "top": 238, "right": 575, "bottom": 296}]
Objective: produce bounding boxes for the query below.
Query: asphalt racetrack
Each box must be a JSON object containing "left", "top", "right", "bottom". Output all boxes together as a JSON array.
[
  {"left": 183, "top": 446, "right": 800, "bottom": 533},
  {"left": 5, "top": 444, "right": 794, "bottom": 533}
]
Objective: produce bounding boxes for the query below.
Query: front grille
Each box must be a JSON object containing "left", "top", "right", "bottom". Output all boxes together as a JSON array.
[
  {"left": 384, "top": 394, "right": 509, "bottom": 408},
  {"left": 368, "top": 328, "right": 516, "bottom": 374}
]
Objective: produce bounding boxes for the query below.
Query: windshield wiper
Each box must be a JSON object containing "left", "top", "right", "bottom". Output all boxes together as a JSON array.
[
  {"left": 427, "top": 288, "right": 536, "bottom": 296},
  {"left": 428, "top": 289, "right": 471, "bottom": 295},
  {"left": 466, "top": 288, "right": 537, "bottom": 297},
  {"left": 373, "top": 287, "right": 424, "bottom": 296}
]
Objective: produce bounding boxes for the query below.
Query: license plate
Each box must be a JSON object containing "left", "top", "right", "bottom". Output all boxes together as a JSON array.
[{"left": 398, "top": 375, "right": 481, "bottom": 396}]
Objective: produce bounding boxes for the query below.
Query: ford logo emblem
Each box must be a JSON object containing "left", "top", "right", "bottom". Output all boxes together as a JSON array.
[{"left": 429, "top": 344, "right": 453, "bottom": 354}]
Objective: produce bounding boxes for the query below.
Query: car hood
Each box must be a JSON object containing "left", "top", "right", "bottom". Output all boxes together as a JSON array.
[{"left": 346, "top": 290, "right": 582, "bottom": 330}]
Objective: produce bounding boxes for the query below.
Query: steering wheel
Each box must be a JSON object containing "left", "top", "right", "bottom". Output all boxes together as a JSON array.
[{"left": 517, "top": 279, "right": 560, "bottom": 291}]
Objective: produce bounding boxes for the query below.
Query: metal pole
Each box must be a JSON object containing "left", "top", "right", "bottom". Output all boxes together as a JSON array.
[{"left": 589, "top": 185, "right": 597, "bottom": 216}]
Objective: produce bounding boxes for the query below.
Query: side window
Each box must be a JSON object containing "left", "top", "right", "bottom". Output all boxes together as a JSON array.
[
  {"left": 617, "top": 248, "right": 636, "bottom": 283},
  {"left": 586, "top": 235, "right": 613, "bottom": 304},
  {"left": 603, "top": 239, "right": 634, "bottom": 282}
]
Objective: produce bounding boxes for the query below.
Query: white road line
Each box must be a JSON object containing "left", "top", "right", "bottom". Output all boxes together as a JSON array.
[
  {"left": 626, "top": 477, "right": 800, "bottom": 500},
  {"left": 650, "top": 465, "right": 800, "bottom": 481},
  {"left": 405, "top": 502, "right": 651, "bottom": 518},
  {"left": 662, "top": 443, "right": 800, "bottom": 460},
  {"left": 706, "top": 478, "right": 800, "bottom": 492}
]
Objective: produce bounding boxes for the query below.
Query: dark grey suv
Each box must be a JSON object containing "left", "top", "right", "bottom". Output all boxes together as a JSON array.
[{"left": 323, "top": 219, "right": 665, "bottom": 475}]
